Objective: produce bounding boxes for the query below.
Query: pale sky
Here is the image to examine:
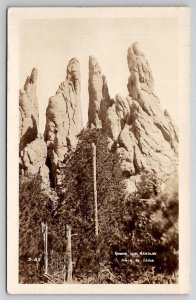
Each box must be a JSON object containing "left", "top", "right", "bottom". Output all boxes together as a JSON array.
[{"left": 20, "top": 17, "right": 179, "bottom": 133}]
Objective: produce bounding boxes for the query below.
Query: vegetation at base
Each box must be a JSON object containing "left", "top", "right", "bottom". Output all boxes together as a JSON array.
[
  {"left": 19, "top": 128, "right": 178, "bottom": 284},
  {"left": 19, "top": 175, "right": 50, "bottom": 283}
]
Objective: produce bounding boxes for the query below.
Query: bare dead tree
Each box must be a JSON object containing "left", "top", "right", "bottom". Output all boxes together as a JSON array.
[
  {"left": 92, "top": 143, "right": 99, "bottom": 236},
  {"left": 42, "top": 222, "right": 48, "bottom": 275},
  {"left": 66, "top": 225, "right": 72, "bottom": 282}
]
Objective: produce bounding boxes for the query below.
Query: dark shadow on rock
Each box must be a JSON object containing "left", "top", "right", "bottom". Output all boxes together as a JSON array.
[{"left": 19, "top": 114, "right": 38, "bottom": 152}]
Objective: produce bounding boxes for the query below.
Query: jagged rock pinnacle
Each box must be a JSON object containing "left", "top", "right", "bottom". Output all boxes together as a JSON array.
[
  {"left": 88, "top": 56, "right": 110, "bottom": 128},
  {"left": 66, "top": 57, "right": 81, "bottom": 95},
  {"left": 44, "top": 58, "right": 83, "bottom": 187},
  {"left": 127, "top": 42, "right": 154, "bottom": 99},
  {"left": 19, "top": 67, "right": 39, "bottom": 152},
  {"left": 19, "top": 68, "right": 49, "bottom": 185},
  {"left": 94, "top": 43, "right": 178, "bottom": 194}
]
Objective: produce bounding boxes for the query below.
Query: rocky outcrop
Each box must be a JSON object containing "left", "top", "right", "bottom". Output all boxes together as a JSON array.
[
  {"left": 19, "top": 68, "right": 39, "bottom": 152},
  {"left": 19, "top": 44, "right": 178, "bottom": 195},
  {"left": 88, "top": 56, "right": 110, "bottom": 128},
  {"left": 126, "top": 42, "right": 178, "bottom": 152},
  {"left": 19, "top": 68, "right": 49, "bottom": 187},
  {"left": 20, "top": 136, "right": 49, "bottom": 187},
  {"left": 99, "top": 94, "right": 132, "bottom": 149},
  {"left": 127, "top": 42, "right": 154, "bottom": 99},
  {"left": 89, "top": 43, "right": 178, "bottom": 194},
  {"left": 44, "top": 58, "right": 83, "bottom": 186}
]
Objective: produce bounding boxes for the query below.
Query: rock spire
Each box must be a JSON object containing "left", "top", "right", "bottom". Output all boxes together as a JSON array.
[
  {"left": 88, "top": 43, "right": 178, "bottom": 193},
  {"left": 44, "top": 58, "right": 83, "bottom": 186}
]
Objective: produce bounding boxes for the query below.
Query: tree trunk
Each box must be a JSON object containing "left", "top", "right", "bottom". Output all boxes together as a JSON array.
[
  {"left": 92, "top": 143, "right": 98, "bottom": 236},
  {"left": 66, "top": 225, "right": 72, "bottom": 282},
  {"left": 42, "top": 222, "right": 48, "bottom": 275}
]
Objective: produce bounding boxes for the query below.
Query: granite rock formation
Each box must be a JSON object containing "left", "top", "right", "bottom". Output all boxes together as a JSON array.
[
  {"left": 88, "top": 56, "right": 110, "bottom": 128},
  {"left": 88, "top": 43, "right": 178, "bottom": 193},
  {"left": 19, "top": 68, "right": 39, "bottom": 152},
  {"left": 44, "top": 58, "right": 83, "bottom": 186},
  {"left": 19, "top": 43, "right": 178, "bottom": 195},
  {"left": 20, "top": 136, "right": 49, "bottom": 187},
  {"left": 19, "top": 68, "right": 49, "bottom": 186},
  {"left": 127, "top": 42, "right": 154, "bottom": 98}
]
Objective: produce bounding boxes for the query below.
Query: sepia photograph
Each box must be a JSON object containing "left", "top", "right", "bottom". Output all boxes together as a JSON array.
[{"left": 7, "top": 7, "right": 190, "bottom": 294}]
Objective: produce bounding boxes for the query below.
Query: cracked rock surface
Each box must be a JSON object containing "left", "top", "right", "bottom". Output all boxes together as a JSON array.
[
  {"left": 44, "top": 58, "right": 83, "bottom": 185},
  {"left": 88, "top": 43, "right": 178, "bottom": 193},
  {"left": 19, "top": 43, "right": 178, "bottom": 195}
]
